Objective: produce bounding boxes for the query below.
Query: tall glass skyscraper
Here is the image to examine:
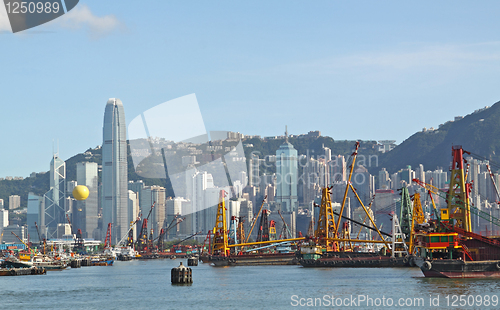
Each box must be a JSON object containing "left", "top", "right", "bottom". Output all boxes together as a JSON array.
[
  {"left": 44, "top": 154, "right": 66, "bottom": 239},
  {"left": 102, "top": 98, "right": 128, "bottom": 244},
  {"left": 276, "top": 129, "right": 298, "bottom": 213}
]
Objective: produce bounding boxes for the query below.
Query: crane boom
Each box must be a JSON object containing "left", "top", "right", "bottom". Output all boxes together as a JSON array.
[
  {"left": 34, "top": 222, "right": 42, "bottom": 242},
  {"left": 11, "top": 231, "right": 33, "bottom": 254},
  {"left": 117, "top": 216, "right": 141, "bottom": 247},
  {"left": 245, "top": 195, "right": 267, "bottom": 243}
]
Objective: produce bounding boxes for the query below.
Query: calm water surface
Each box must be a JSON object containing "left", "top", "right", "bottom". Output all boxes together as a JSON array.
[{"left": 2, "top": 259, "right": 500, "bottom": 309}]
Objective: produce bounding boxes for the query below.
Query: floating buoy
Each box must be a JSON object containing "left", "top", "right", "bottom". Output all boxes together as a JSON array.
[
  {"left": 171, "top": 262, "right": 192, "bottom": 284},
  {"left": 187, "top": 257, "right": 198, "bottom": 266}
]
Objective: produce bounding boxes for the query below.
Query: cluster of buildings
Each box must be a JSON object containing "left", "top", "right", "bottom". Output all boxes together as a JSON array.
[{"left": 2, "top": 102, "right": 500, "bottom": 246}]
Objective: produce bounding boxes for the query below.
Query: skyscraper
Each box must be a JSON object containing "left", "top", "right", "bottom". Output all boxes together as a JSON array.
[
  {"left": 275, "top": 127, "right": 298, "bottom": 213},
  {"left": 75, "top": 162, "right": 99, "bottom": 239},
  {"left": 44, "top": 154, "right": 66, "bottom": 239},
  {"left": 102, "top": 98, "right": 128, "bottom": 243}
]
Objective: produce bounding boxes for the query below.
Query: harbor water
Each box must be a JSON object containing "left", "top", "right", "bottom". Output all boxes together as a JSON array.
[{"left": 2, "top": 259, "right": 500, "bottom": 309}]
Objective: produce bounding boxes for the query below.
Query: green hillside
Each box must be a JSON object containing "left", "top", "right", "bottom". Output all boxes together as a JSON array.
[{"left": 378, "top": 101, "right": 500, "bottom": 173}]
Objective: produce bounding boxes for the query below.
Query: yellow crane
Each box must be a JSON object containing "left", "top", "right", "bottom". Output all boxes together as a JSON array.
[{"left": 408, "top": 193, "right": 425, "bottom": 254}]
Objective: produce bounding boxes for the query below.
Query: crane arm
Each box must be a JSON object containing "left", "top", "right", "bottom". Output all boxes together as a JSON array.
[{"left": 244, "top": 195, "right": 267, "bottom": 243}]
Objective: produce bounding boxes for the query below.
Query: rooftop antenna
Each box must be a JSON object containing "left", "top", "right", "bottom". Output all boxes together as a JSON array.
[{"left": 285, "top": 125, "right": 288, "bottom": 143}]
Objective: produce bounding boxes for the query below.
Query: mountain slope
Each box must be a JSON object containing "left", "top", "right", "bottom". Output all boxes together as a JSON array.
[{"left": 379, "top": 101, "right": 500, "bottom": 173}]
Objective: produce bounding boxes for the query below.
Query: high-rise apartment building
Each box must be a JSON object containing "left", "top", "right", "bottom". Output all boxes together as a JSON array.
[
  {"left": 102, "top": 98, "right": 128, "bottom": 243},
  {"left": 75, "top": 162, "right": 99, "bottom": 239},
  {"left": 378, "top": 168, "right": 390, "bottom": 189},
  {"left": 8, "top": 195, "right": 20, "bottom": 210}
]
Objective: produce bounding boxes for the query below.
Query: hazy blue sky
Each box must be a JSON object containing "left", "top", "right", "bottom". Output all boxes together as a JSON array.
[{"left": 1, "top": 1, "right": 500, "bottom": 177}]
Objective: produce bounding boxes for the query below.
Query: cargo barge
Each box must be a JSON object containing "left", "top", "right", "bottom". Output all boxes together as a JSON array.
[
  {"left": 208, "top": 252, "right": 299, "bottom": 266},
  {"left": 299, "top": 251, "right": 412, "bottom": 268}
]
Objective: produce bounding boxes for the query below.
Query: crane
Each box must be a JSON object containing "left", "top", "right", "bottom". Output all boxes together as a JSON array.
[
  {"left": 137, "top": 202, "right": 155, "bottom": 253},
  {"left": 11, "top": 231, "right": 34, "bottom": 255},
  {"left": 66, "top": 214, "right": 84, "bottom": 252},
  {"left": 245, "top": 195, "right": 267, "bottom": 243},
  {"left": 155, "top": 216, "right": 185, "bottom": 252},
  {"left": 277, "top": 210, "right": 292, "bottom": 239},
  {"left": 35, "top": 222, "right": 47, "bottom": 254},
  {"left": 412, "top": 178, "right": 441, "bottom": 223}
]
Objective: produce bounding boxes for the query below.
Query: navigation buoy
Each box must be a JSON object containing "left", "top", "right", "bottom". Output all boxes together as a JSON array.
[
  {"left": 171, "top": 262, "right": 192, "bottom": 284},
  {"left": 72, "top": 185, "right": 89, "bottom": 201}
]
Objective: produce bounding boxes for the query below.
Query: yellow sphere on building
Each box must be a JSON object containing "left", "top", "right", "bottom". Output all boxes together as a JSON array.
[{"left": 73, "top": 185, "right": 90, "bottom": 201}]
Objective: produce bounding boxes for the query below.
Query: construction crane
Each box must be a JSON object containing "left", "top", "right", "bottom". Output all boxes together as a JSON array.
[
  {"left": 137, "top": 202, "right": 155, "bottom": 253},
  {"left": 104, "top": 223, "right": 112, "bottom": 249},
  {"left": 155, "top": 216, "right": 185, "bottom": 252},
  {"left": 412, "top": 178, "right": 441, "bottom": 223},
  {"left": 116, "top": 215, "right": 141, "bottom": 248},
  {"left": 237, "top": 216, "right": 246, "bottom": 244},
  {"left": 245, "top": 195, "right": 267, "bottom": 243},
  {"left": 212, "top": 190, "right": 229, "bottom": 256},
  {"left": 333, "top": 142, "right": 390, "bottom": 251},
  {"left": 34, "top": 222, "right": 47, "bottom": 254},
  {"left": 172, "top": 231, "right": 202, "bottom": 247},
  {"left": 11, "top": 231, "right": 34, "bottom": 255},
  {"left": 486, "top": 164, "right": 500, "bottom": 203},
  {"left": 277, "top": 210, "right": 292, "bottom": 239},
  {"left": 408, "top": 193, "right": 425, "bottom": 254},
  {"left": 66, "top": 214, "right": 84, "bottom": 253},
  {"left": 400, "top": 186, "right": 413, "bottom": 241},
  {"left": 256, "top": 209, "right": 270, "bottom": 242}
]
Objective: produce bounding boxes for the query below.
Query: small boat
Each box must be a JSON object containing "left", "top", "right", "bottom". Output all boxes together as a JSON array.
[{"left": 90, "top": 256, "right": 114, "bottom": 266}]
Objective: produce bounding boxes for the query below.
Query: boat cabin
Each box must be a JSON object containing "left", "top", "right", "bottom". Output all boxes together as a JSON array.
[{"left": 414, "top": 232, "right": 461, "bottom": 259}]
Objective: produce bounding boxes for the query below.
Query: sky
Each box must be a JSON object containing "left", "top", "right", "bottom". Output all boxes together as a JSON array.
[{"left": 1, "top": 1, "right": 500, "bottom": 177}]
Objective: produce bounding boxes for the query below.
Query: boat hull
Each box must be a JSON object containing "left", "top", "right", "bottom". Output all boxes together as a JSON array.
[
  {"left": 416, "top": 258, "right": 500, "bottom": 278},
  {"left": 210, "top": 253, "right": 299, "bottom": 266},
  {"left": 300, "top": 252, "right": 414, "bottom": 268}
]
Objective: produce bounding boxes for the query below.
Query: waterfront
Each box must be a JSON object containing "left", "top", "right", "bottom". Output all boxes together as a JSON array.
[{"left": 2, "top": 259, "right": 500, "bottom": 309}]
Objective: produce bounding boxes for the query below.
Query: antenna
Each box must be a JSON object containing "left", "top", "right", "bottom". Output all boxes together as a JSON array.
[{"left": 285, "top": 125, "right": 288, "bottom": 143}]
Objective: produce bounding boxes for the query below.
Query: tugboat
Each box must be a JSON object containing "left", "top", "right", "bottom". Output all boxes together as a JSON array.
[{"left": 413, "top": 146, "right": 500, "bottom": 278}]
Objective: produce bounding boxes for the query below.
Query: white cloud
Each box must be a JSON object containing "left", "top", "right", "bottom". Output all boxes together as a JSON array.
[
  {"left": 0, "top": 3, "right": 12, "bottom": 32},
  {"left": 56, "top": 4, "right": 123, "bottom": 38}
]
